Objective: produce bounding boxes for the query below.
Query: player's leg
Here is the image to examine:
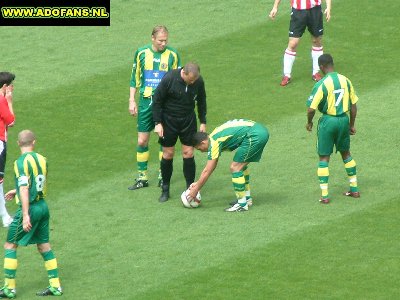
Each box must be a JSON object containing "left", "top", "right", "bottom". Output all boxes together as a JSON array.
[
  {"left": 229, "top": 165, "right": 252, "bottom": 207},
  {"left": 229, "top": 124, "right": 269, "bottom": 208},
  {"left": 129, "top": 95, "right": 153, "bottom": 190},
  {"left": 225, "top": 162, "right": 249, "bottom": 212},
  {"left": 159, "top": 116, "right": 179, "bottom": 202},
  {"left": 36, "top": 243, "right": 62, "bottom": 296},
  {"left": 179, "top": 115, "right": 197, "bottom": 190},
  {"left": 181, "top": 145, "right": 195, "bottom": 189},
  {"left": 158, "top": 145, "right": 163, "bottom": 187},
  {"left": 337, "top": 117, "right": 360, "bottom": 198},
  {"left": 128, "top": 132, "right": 151, "bottom": 190},
  {"left": 281, "top": 8, "right": 306, "bottom": 86},
  {"left": 0, "top": 142, "right": 12, "bottom": 228},
  {"left": 316, "top": 116, "right": 336, "bottom": 203},
  {"left": 32, "top": 201, "right": 62, "bottom": 296},
  {"left": 0, "top": 242, "right": 18, "bottom": 299},
  {"left": 243, "top": 165, "right": 252, "bottom": 205},
  {"left": 341, "top": 151, "right": 359, "bottom": 197},
  {"left": 308, "top": 5, "right": 324, "bottom": 81},
  {"left": 318, "top": 156, "right": 330, "bottom": 203}
]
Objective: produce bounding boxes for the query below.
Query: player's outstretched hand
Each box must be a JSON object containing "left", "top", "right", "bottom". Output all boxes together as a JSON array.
[{"left": 188, "top": 182, "right": 199, "bottom": 199}]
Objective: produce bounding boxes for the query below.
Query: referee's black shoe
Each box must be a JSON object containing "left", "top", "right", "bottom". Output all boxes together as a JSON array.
[
  {"left": 128, "top": 179, "right": 149, "bottom": 190},
  {"left": 159, "top": 184, "right": 170, "bottom": 202}
]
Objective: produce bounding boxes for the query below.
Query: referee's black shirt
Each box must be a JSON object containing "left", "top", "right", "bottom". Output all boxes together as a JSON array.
[{"left": 152, "top": 68, "right": 207, "bottom": 124}]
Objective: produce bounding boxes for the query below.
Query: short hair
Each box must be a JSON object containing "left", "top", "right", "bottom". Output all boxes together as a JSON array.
[
  {"left": 183, "top": 62, "right": 200, "bottom": 78},
  {"left": 152, "top": 25, "right": 168, "bottom": 37},
  {"left": 191, "top": 131, "right": 208, "bottom": 146},
  {"left": 18, "top": 130, "right": 36, "bottom": 147},
  {"left": 318, "top": 54, "right": 334, "bottom": 68},
  {"left": 0, "top": 72, "right": 15, "bottom": 86}
]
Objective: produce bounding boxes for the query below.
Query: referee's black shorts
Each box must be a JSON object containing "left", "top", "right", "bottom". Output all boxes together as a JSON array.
[
  {"left": 160, "top": 113, "right": 197, "bottom": 147},
  {"left": 289, "top": 5, "right": 323, "bottom": 38}
]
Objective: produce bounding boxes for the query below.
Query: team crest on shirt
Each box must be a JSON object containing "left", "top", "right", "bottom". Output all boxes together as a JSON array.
[{"left": 160, "top": 62, "right": 168, "bottom": 70}]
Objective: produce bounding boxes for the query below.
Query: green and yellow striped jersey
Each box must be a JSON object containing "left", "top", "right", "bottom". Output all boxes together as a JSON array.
[
  {"left": 14, "top": 151, "right": 48, "bottom": 204},
  {"left": 208, "top": 119, "right": 256, "bottom": 160},
  {"left": 306, "top": 72, "right": 358, "bottom": 116},
  {"left": 130, "top": 45, "right": 181, "bottom": 98}
]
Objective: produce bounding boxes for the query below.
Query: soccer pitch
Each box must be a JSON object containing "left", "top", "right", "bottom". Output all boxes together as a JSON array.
[{"left": 1, "top": 0, "right": 399, "bottom": 299}]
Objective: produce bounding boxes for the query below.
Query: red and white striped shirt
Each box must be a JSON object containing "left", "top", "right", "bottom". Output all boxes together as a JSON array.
[
  {"left": 291, "top": 0, "right": 322, "bottom": 10},
  {"left": 0, "top": 95, "right": 15, "bottom": 142}
]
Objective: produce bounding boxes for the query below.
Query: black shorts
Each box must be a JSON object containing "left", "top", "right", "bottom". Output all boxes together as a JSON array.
[
  {"left": 160, "top": 113, "right": 197, "bottom": 147},
  {"left": 289, "top": 5, "right": 323, "bottom": 38},
  {"left": 0, "top": 140, "right": 6, "bottom": 180}
]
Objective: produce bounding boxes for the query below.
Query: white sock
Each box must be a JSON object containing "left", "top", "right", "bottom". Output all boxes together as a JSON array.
[
  {"left": 312, "top": 46, "right": 323, "bottom": 75},
  {"left": 283, "top": 49, "right": 296, "bottom": 77},
  {"left": 0, "top": 183, "right": 10, "bottom": 220}
]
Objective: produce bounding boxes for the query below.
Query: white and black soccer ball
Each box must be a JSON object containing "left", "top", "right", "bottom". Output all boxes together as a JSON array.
[{"left": 180, "top": 189, "right": 201, "bottom": 208}]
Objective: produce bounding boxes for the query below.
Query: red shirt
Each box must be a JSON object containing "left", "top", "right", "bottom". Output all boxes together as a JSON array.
[
  {"left": 291, "top": 0, "right": 322, "bottom": 10},
  {"left": 0, "top": 95, "right": 15, "bottom": 142}
]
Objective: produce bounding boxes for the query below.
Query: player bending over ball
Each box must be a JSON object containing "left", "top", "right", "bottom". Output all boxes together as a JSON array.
[{"left": 187, "top": 119, "right": 269, "bottom": 212}]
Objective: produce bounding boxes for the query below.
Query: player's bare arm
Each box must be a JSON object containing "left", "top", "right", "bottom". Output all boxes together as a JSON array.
[
  {"left": 306, "top": 108, "right": 316, "bottom": 131},
  {"left": 20, "top": 186, "right": 32, "bottom": 232},
  {"left": 324, "top": 0, "right": 332, "bottom": 22},
  {"left": 128, "top": 87, "right": 137, "bottom": 116},
  {"left": 269, "top": 0, "right": 281, "bottom": 19},
  {"left": 349, "top": 104, "right": 357, "bottom": 135},
  {"left": 188, "top": 159, "right": 218, "bottom": 199}
]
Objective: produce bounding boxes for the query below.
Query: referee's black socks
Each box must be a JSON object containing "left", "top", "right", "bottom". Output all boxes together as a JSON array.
[{"left": 183, "top": 157, "right": 196, "bottom": 189}]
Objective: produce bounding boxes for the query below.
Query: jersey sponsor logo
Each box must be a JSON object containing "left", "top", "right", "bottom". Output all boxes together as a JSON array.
[
  {"left": 153, "top": 58, "right": 161, "bottom": 63},
  {"left": 144, "top": 70, "right": 167, "bottom": 88}
]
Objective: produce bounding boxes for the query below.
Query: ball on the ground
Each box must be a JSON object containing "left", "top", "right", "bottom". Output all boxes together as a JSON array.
[{"left": 181, "top": 189, "right": 201, "bottom": 208}]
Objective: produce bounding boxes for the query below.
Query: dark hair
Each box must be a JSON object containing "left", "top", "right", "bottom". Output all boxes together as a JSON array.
[
  {"left": 191, "top": 131, "right": 208, "bottom": 146},
  {"left": 318, "top": 54, "right": 334, "bottom": 68},
  {"left": 0, "top": 72, "right": 15, "bottom": 86}
]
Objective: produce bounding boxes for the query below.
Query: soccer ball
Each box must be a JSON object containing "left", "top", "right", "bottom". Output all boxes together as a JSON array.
[{"left": 180, "top": 189, "right": 201, "bottom": 208}]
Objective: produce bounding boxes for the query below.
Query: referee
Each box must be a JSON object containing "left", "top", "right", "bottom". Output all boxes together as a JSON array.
[{"left": 152, "top": 62, "right": 207, "bottom": 202}]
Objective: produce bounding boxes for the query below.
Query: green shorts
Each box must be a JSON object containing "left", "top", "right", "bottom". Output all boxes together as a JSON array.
[
  {"left": 7, "top": 199, "right": 50, "bottom": 246},
  {"left": 317, "top": 114, "right": 350, "bottom": 156},
  {"left": 137, "top": 95, "right": 155, "bottom": 133},
  {"left": 233, "top": 123, "right": 269, "bottom": 163}
]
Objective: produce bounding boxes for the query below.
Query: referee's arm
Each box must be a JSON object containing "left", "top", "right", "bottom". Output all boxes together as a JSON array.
[
  {"left": 196, "top": 79, "right": 207, "bottom": 125},
  {"left": 152, "top": 75, "right": 169, "bottom": 124}
]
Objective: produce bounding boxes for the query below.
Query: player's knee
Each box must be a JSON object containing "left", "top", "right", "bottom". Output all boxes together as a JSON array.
[
  {"left": 37, "top": 243, "right": 51, "bottom": 253},
  {"left": 182, "top": 149, "right": 194, "bottom": 158},
  {"left": 137, "top": 137, "right": 149, "bottom": 147},
  {"left": 162, "top": 148, "right": 175, "bottom": 160}
]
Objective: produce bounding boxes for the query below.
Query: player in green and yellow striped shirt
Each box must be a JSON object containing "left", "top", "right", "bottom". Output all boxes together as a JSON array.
[
  {"left": 306, "top": 54, "right": 360, "bottom": 204},
  {"left": 187, "top": 119, "right": 269, "bottom": 212},
  {"left": 128, "top": 25, "right": 181, "bottom": 191},
  {"left": 0, "top": 130, "right": 62, "bottom": 298}
]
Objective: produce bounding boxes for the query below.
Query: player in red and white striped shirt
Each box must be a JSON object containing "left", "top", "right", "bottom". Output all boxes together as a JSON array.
[
  {"left": 269, "top": 0, "right": 331, "bottom": 86},
  {"left": 0, "top": 72, "right": 15, "bottom": 228}
]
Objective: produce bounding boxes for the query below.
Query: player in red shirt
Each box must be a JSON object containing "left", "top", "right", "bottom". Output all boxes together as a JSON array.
[
  {"left": 0, "top": 72, "right": 16, "bottom": 227},
  {"left": 269, "top": 0, "right": 331, "bottom": 86}
]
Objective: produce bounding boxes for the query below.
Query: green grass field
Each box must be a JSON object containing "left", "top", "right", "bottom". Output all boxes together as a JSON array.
[{"left": 1, "top": 0, "right": 399, "bottom": 299}]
